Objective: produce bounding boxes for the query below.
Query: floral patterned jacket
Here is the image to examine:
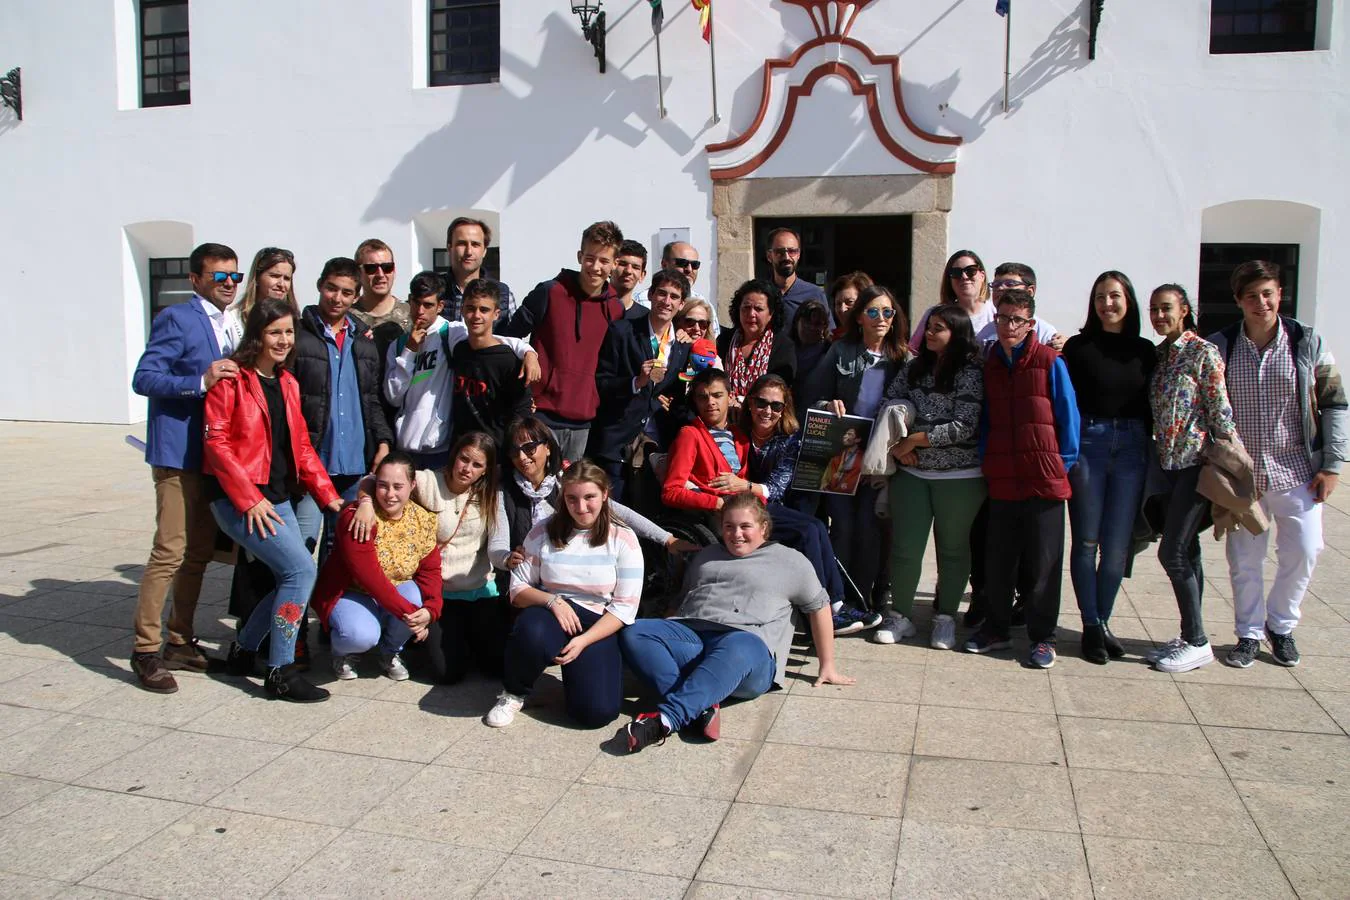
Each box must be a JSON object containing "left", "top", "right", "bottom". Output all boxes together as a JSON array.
[{"left": 1150, "top": 332, "right": 1235, "bottom": 470}]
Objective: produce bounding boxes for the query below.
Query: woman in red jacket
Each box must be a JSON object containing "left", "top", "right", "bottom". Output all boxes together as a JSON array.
[
  {"left": 312, "top": 452, "right": 442, "bottom": 682},
  {"left": 662, "top": 369, "right": 751, "bottom": 515},
  {"left": 204, "top": 297, "right": 342, "bottom": 702}
]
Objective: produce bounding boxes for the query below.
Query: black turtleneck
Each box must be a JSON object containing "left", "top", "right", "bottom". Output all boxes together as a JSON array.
[{"left": 1061, "top": 329, "right": 1156, "bottom": 420}]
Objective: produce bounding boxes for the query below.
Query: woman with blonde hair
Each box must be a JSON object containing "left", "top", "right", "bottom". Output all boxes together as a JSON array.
[{"left": 226, "top": 247, "right": 297, "bottom": 347}]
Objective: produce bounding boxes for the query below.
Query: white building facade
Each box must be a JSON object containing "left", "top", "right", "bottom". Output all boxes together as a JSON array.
[{"left": 0, "top": 0, "right": 1344, "bottom": 424}]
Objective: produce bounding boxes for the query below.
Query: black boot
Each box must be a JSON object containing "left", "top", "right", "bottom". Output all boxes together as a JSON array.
[
  {"left": 225, "top": 642, "right": 259, "bottom": 677},
  {"left": 1081, "top": 624, "right": 1109, "bottom": 665},
  {"left": 264, "top": 665, "right": 330, "bottom": 703},
  {"left": 1101, "top": 622, "right": 1126, "bottom": 659}
]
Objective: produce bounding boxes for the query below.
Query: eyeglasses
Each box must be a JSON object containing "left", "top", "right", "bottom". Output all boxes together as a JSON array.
[
  {"left": 991, "top": 279, "right": 1028, "bottom": 290},
  {"left": 947, "top": 265, "right": 982, "bottom": 280},
  {"left": 670, "top": 258, "right": 701, "bottom": 271},
  {"left": 750, "top": 397, "right": 785, "bottom": 413},
  {"left": 681, "top": 317, "right": 711, "bottom": 330},
  {"left": 994, "top": 313, "right": 1032, "bottom": 327},
  {"left": 864, "top": 307, "right": 896, "bottom": 321},
  {"left": 511, "top": 439, "right": 546, "bottom": 457},
  {"left": 209, "top": 272, "right": 244, "bottom": 284},
  {"left": 769, "top": 247, "right": 801, "bottom": 257},
  {"left": 362, "top": 262, "right": 396, "bottom": 275}
]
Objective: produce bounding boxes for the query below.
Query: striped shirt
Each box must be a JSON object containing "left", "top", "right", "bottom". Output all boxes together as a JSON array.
[
  {"left": 1227, "top": 324, "right": 1313, "bottom": 493},
  {"left": 509, "top": 519, "right": 644, "bottom": 625}
]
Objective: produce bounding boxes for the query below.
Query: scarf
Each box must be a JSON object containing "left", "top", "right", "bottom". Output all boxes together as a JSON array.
[
  {"left": 515, "top": 470, "right": 560, "bottom": 528},
  {"left": 729, "top": 328, "right": 775, "bottom": 399}
]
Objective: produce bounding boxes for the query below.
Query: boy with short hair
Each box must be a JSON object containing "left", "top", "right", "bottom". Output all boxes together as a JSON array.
[
  {"left": 964, "top": 288, "right": 1080, "bottom": 668},
  {"left": 1208, "top": 260, "right": 1347, "bottom": 668},
  {"left": 451, "top": 279, "right": 535, "bottom": 447}
]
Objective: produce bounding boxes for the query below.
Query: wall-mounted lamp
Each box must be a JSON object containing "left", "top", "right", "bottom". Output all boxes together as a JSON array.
[
  {"left": 570, "top": 2, "right": 607, "bottom": 73},
  {"left": 0, "top": 67, "right": 20, "bottom": 121}
]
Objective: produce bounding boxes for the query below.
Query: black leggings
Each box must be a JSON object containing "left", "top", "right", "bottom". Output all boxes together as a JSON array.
[{"left": 403, "top": 596, "right": 509, "bottom": 684}]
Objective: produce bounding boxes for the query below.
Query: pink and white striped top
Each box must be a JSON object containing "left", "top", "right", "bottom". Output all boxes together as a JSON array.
[{"left": 508, "top": 520, "right": 645, "bottom": 625}]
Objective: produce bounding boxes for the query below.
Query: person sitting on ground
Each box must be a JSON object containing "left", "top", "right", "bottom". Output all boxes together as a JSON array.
[
  {"left": 484, "top": 461, "right": 644, "bottom": 729},
  {"left": 620, "top": 493, "right": 856, "bottom": 752},
  {"left": 312, "top": 452, "right": 441, "bottom": 682}
]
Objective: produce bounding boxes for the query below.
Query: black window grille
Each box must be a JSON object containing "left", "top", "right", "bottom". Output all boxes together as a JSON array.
[
  {"left": 141, "top": 0, "right": 190, "bottom": 107},
  {"left": 429, "top": 0, "right": 500, "bottom": 86},
  {"left": 1210, "top": 0, "right": 1316, "bottom": 54},
  {"left": 1196, "top": 243, "right": 1299, "bottom": 335},
  {"left": 148, "top": 257, "right": 194, "bottom": 320}
]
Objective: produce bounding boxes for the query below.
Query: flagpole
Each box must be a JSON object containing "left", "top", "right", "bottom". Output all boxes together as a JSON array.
[
  {"left": 709, "top": 2, "right": 720, "bottom": 123},
  {"left": 655, "top": 30, "right": 667, "bottom": 118},
  {"left": 1002, "top": 5, "right": 1011, "bottom": 112}
]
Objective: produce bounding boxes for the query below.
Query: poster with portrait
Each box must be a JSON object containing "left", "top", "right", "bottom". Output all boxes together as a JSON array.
[{"left": 791, "top": 410, "right": 874, "bottom": 495}]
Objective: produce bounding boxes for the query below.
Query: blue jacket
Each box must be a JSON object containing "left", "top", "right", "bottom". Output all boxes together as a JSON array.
[
  {"left": 588, "top": 314, "right": 693, "bottom": 462},
  {"left": 132, "top": 300, "right": 226, "bottom": 470}
]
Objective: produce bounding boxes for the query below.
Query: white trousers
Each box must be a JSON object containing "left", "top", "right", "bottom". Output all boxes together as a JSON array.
[{"left": 1224, "top": 482, "right": 1324, "bottom": 640}]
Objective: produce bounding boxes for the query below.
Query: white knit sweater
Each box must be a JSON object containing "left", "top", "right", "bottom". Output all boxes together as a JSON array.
[{"left": 412, "top": 468, "right": 493, "bottom": 594}]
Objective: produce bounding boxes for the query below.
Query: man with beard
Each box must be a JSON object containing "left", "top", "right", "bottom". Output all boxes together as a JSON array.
[{"left": 765, "top": 227, "right": 827, "bottom": 325}]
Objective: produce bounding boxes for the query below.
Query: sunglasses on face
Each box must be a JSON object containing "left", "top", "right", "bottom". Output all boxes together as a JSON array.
[
  {"left": 362, "top": 262, "right": 396, "bottom": 275},
  {"left": 681, "top": 317, "right": 710, "bottom": 330},
  {"left": 670, "top": 257, "right": 701, "bottom": 270},
  {"left": 209, "top": 272, "right": 244, "bottom": 284},
  {"left": 947, "top": 265, "right": 982, "bottom": 280},
  {"left": 994, "top": 313, "right": 1032, "bottom": 327},
  {"left": 770, "top": 247, "right": 801, "bottom": 257},
  {"left": 511, "top": 440, "right": 546, "bottom": 457},
  {"left": 750, "top": 397, "right": 785, "bottom": 413},
  {"left": 864, "top": 307, "right": 896, "bottom": 321},
  {"left": 991, "top": 279, "right": 1028, "bottom": 290}
]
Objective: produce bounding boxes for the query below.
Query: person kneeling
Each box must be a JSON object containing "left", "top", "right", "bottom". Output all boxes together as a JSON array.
[
  {"left": 484, "top": 461, "right": 644, "bottom": 729},
  {"left": 311, "top": 453, "right": 442, "bottom": 681},
  {"left": 620, "top": 493, "right": 855, "bottom": 752}
]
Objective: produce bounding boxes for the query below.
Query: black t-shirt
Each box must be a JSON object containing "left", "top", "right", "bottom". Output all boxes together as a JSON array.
[
  {"left": 1061, "top": 330, "right": 1157, "bottom": 420},
  {"left": 258, "top": 373, "right": 292, "bottom": 503},
  {"left": 450, "top": 341, "right": 532, "bottom": 447}
]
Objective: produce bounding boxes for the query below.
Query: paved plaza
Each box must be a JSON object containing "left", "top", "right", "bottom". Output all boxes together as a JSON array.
[{"left": 0, "top": 421, "right": 1347, "bottom": 898}]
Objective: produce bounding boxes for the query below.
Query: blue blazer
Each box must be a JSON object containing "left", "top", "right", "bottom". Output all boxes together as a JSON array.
[
  {"left": 132, "top": 300, "right": 226, "bottom": 470},
  {"left": 588, "top": 315, "right": 693, "bottom": 463}
]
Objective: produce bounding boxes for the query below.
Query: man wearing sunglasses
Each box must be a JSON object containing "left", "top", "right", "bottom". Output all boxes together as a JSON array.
[
  {"left": 351, "top": 238, "right": 411, "bottom": 353},
  {"left": 766, "top": 227, "right": 827, "bottom": 326},
  {"left": 130, "top": 242, "right": 243, "bottom": 693},
  {"left": 634, "top": 241, "right": 720, "bottom": 336}
]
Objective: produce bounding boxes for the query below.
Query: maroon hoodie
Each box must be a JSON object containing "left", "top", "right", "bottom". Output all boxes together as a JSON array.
[{"left": 501, "top": 268, "right": 623, "bottom": 424}]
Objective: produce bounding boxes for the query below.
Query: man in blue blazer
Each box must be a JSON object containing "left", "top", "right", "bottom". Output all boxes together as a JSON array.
[
  {"left": 588, "top": 269, "right": 695, "bottom": 500},
  {"left": 130, "top": 242, "right": 242, "bottom": 693}
]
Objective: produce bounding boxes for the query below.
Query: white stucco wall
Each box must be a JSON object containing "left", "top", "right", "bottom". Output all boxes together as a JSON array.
[{"left": 0, "top": 0, "right": 1344, "bottom": 423}]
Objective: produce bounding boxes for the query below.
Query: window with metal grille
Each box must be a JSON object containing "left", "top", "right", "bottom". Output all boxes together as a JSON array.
[
  {"left": 148, "top": 257, "right": 194, "bottom": 320},
  {"left": 140, "top": 0, "right": 190, "bottom": 107},
  {"left": 1196, "top": 243, "right": 1299, "bottom": 335},
  {"left": 429, "top": 0, "right": 500, "bottom": 87},
  {"left": 1210, "top": 0, "right": 1316, "bottom": 54}
]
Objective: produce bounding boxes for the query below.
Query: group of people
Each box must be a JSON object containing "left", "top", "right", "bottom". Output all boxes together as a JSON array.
[{"left": 128, "top": 216, "right": 1343, "bottom": 750}]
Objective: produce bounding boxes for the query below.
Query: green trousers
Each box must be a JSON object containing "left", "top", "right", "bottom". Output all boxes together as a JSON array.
[{"left": 888, "top": 469, "right": 987, "bottom": 616}]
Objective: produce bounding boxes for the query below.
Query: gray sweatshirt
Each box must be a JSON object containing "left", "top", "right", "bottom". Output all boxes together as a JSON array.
[{"left": 674, "top": 542, "right": 828, "bottom": 685}]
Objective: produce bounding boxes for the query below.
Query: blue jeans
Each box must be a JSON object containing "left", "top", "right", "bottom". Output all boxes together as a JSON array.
[
  {"left": 329, "top": 581, "right": 421, "bottom": 656},
  {"left": 295, "top": 475, "right": 362, "bottom": 562},
  {"left": 211, "top": 499, "right": 317, "bottom": 667},
  {"left": 1068, "top": 418, "right": 1148, "bottom": 626},
  {"left": 619, "top": 619, "right": 775, "bottom": 731}
]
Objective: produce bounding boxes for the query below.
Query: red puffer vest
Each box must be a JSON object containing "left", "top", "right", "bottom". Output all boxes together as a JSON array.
[
  {"left": 532, "top": 269, "right": 623, "bottom": 422},
  {"left": 982, "top": 332, "right": 1071, "bottom": 501}
]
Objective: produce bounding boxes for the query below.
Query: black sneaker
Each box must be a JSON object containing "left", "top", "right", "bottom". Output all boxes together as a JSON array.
[
  {"left": 1225, "top": 637, "right": 1260, "bottom": 669},
  {"left": 625, "top": 712, "right": 670, "bottom": 753},
  {"left": 962, "top": 629, "right": 1012, "bottom": 654},
  {"left": 1268, "top": 631, "right": 1300, "bottom": 667},
  {"left": 263, "top": 665, "right": 330, "bottom": 703},
  {"left": 833, "top": 606, "right": 882, "bottom": 636},
  {"left": 963, "top": 592, "right": 986, "bottom": 629}
]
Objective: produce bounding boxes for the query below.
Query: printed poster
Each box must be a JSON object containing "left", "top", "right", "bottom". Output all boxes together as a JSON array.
[{"left": 791, "top": 410, "right": 874, "bottom": 495}]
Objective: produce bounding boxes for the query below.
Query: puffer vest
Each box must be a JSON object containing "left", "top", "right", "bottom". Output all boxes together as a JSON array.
[{"left": 982, "top": 332, "right": 1071, "bottom": 501}]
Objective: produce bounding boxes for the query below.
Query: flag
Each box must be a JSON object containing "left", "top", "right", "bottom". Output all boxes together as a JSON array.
[
  {"left": 692, "top": 0, "right": 711, "bottom": 42},
  {"left": 650, "top": 0, "right": 663, "bottom": 34},
  {"left": 995, "top": 0, "right": 1009, "bottom": 16}
]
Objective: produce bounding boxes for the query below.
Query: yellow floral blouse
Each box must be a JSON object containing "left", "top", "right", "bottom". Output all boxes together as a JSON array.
[{"left": 374, "top": 502, "right": 439, "bottom": 583}]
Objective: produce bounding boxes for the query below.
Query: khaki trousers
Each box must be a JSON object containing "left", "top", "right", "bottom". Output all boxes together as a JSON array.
[{"left": 133, "top": 467, "right": 216, "bottom": 654}]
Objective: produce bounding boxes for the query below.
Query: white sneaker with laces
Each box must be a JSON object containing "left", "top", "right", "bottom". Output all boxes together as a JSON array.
[
  {"left": 484, "top": 691, "right": 525, "bottom": 728},
  {"left": 332, "top": 655, "right": 357, "bottom": 681},
  {"left": 930, "top": 614, "right": 957, "bottom": 650},
  {"left": 870, "top": 610, "right": 917, "bottom": 644},
  {"left": 1153, "top": 641, "right": 1215, "bottom": 673},
  {"left": 381, "top": 653, "right": 410, "bottom": 682},
  {"left": 1146, "top": 636, "right": 1186, "bottom": 664}
]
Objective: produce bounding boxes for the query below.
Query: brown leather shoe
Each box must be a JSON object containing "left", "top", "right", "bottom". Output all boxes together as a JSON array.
[
  {"left": 162, "top": 639, "right": 209, "bottom": 672},
  {"left": 131, "top": 652, "right": 179, "bottom": 694}
]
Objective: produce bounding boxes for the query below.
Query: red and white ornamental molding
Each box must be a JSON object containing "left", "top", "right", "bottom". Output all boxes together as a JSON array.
[{"left": 707, "top": 0, "right": 961, "bottom": 181}]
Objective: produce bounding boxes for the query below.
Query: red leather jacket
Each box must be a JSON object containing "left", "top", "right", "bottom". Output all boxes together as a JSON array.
[{"left": 203, "top": 367, "right": 340, "bottom": 514}]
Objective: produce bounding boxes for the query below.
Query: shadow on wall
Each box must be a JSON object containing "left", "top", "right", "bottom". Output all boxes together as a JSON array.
[{"left": 363, "top": 12, "right": 710, "bottom": 226}]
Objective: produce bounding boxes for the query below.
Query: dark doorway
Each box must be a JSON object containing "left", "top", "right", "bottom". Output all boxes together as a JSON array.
[
  {"left": 1197, "top": 242, "right": 1299, "bottom": 335},
  {"left": 754, "top": 216, "right": 914, "bottom": 321}
]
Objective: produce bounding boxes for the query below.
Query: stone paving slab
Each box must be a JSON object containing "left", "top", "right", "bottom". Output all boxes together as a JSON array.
[{"left": 0, "top": 421, "right": 1346, "bottom": 898}]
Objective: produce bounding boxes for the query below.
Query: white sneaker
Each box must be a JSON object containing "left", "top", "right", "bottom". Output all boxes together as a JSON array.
[
  {"left": 1146, "top": 636, "right": 1186, "bottom": 664},
  {"left": 870, "top": 610, "right": 917, "bottom": 644},
  {"left": 381, "top": 653, "right": 410, "bottom": 682},
  {"left": 484, "top": 691, "right": 525, "bottom": 728},
  {"left": 1153, "top": 641, "right": 1215, "bottom": 674},
  {"left": 332, "top": 655, "right": 357, "bottom": 681},
  {"left": 930, "top": 614, "right": 957, "bottom": 650}
]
